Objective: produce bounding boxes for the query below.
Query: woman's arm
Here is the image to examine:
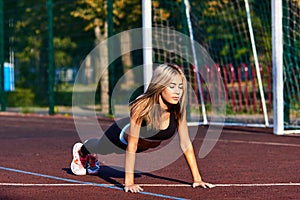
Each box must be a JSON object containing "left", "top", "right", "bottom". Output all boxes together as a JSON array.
[
  {"left": 124, "top": 115, "right": 144, "bottom": 193},
  {"left": 177, "top": 111, "right": 215, "bottom": 189}
]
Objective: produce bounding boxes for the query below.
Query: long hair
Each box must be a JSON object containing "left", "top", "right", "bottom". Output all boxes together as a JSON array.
[{"left": 129, "top": 63, "right": 187, "bottom": 129}]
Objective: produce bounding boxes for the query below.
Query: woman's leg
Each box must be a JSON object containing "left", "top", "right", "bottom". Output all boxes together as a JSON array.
[{"left": 81, "top": 122, "right": 128, "bottom": 155}]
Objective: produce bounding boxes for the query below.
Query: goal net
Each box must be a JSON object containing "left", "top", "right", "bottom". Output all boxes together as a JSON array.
[
  {"left": 282, "top": 0, "right": 300, "bottom": 133},
  {"left": 149, "top": 0, "right": 300, "bottom": 134}
]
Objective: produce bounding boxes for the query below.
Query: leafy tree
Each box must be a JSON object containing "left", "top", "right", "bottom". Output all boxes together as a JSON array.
[
  {"left": 4, "top": 0, "right": 93, "bottom": 105},
  {"left": 70, "top": 0, "right": 142, "bottom": 113}
]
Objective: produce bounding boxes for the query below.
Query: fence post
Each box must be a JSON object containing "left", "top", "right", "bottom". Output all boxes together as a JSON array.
[
  {"left": 0, "top": 0, "right": 5, "bottom": 111},
  {"left": 47, "top": 0, "right": 55, "bottom": 115},
  {"left": 252, "top": 66, "right": 257, "bottom": 112},
  {"left": 216, "top": 64, "right": 222, "bottom": 108},
  {"left": 107, "top": 0, "right": 114, "bottom": 116},
  {"left": 267, "top": 64, "right": 272, "bottom": 111},
  {"left": 244, "top": 64, "right": 250, "bottom": 112},
  {"left": 229, "top": 64, "right": 236, "bottom": 112},
  {"left": 237, "top": 65, "right": 243, "bottom": 112},
  {"left": 210, "top": 64, "right": 215, "bottom": 108},
  {"left": 222, "top": 65, "right": 228, "bottom": 104},
  {"left": 204, "top": 65, "right": 210, "bottom": 104}
]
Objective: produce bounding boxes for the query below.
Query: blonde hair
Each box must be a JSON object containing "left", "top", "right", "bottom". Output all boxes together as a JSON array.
[{"left": 129, "top": 63, "right": 187, "bottom": 129}]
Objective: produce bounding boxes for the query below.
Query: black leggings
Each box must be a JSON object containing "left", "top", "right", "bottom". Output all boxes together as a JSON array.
[{"left": 81, "top": 118, "right": 129, "bottom": 156}]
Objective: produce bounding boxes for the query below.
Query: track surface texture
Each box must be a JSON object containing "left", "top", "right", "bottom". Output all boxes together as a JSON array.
[{"left": 0, "top": 113, "right": 299, "bottom": 200}]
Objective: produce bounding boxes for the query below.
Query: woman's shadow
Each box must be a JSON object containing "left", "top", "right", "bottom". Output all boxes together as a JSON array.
[{"left": 63, "top": 166, "right": 190, "bottom": 188}]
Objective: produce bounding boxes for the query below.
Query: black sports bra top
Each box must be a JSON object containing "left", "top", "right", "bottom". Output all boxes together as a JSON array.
[{"left": 139, "top": 111, "right": 177, "bottom": 141}]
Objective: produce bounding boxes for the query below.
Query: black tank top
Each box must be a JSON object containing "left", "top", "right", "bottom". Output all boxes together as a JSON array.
[{"left": 139, "top": 111, "right": 177, "bottom": 141}]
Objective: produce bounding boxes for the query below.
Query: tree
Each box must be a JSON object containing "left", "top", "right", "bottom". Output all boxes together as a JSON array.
[
  {"left": 70, "top": 0, "right": 142, "bottom": 113},
  {"left": 5, "top": 0, "right": 93, "bottom": 105}
]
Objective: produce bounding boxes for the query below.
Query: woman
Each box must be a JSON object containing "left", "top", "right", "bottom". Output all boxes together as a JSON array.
[{"left": 70, "top": 63, "right": 215, "bottom": 192}]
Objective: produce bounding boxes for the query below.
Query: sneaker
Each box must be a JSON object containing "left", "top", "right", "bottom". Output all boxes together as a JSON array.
[
  {"left": 86, "top": 154, "right": 100, "bottom": 175},
  {"left": 70, "top": 142, "right": 87, "bottom": 175}
]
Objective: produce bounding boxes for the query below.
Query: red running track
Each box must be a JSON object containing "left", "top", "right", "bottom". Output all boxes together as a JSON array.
[{"left": 0, "top": 113, "right": 299, "bottom": 200}]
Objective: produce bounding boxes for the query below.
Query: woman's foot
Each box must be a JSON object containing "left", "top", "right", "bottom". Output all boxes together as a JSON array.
[
  {"left": 86, "top": 154, "right": 101, "bottom": 175},
  {"left": 70, "top": 142, "right": 87, "bottom": 175},
  {"left": 70, "top": 142, "right": 101, "bottom": 175}
]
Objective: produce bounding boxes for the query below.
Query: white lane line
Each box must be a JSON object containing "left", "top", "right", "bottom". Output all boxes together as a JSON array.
[
  {"left": 139, "top": 183, "right": 300, "bottom": 187},
  {"left": 218, "top": 139, "right": 300, "bottom": 147},
  {"left": 215, "top": 183, "right": 300, "bottom": 187},
  {"left": 1, "top": 183, "right": 299, "bottom": 187}
]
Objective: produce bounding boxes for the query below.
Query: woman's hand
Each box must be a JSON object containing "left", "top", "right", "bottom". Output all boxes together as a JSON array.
[
  {"left": 192, "top": 181, "right": 215, "bottom": 189},
  {"left": 124, "top": 184, "right": 144, "bottom": 193}
]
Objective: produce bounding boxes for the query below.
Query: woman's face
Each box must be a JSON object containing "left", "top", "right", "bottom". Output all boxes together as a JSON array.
[{"left": 161, "top": 74, "right": 183, "bottom": 105}]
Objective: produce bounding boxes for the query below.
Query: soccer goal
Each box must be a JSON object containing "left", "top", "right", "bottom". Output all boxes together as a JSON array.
[{"left": 143, "top": 0, "right": 300, "bottom": 135}]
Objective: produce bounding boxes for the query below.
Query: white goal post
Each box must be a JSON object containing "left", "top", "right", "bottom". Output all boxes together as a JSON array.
[
  {"left": 272, "top": 0, "right": 284, "bottom": 135},
  {"left": 142, "top": 0, "right": 153, "bottom": 91}
]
